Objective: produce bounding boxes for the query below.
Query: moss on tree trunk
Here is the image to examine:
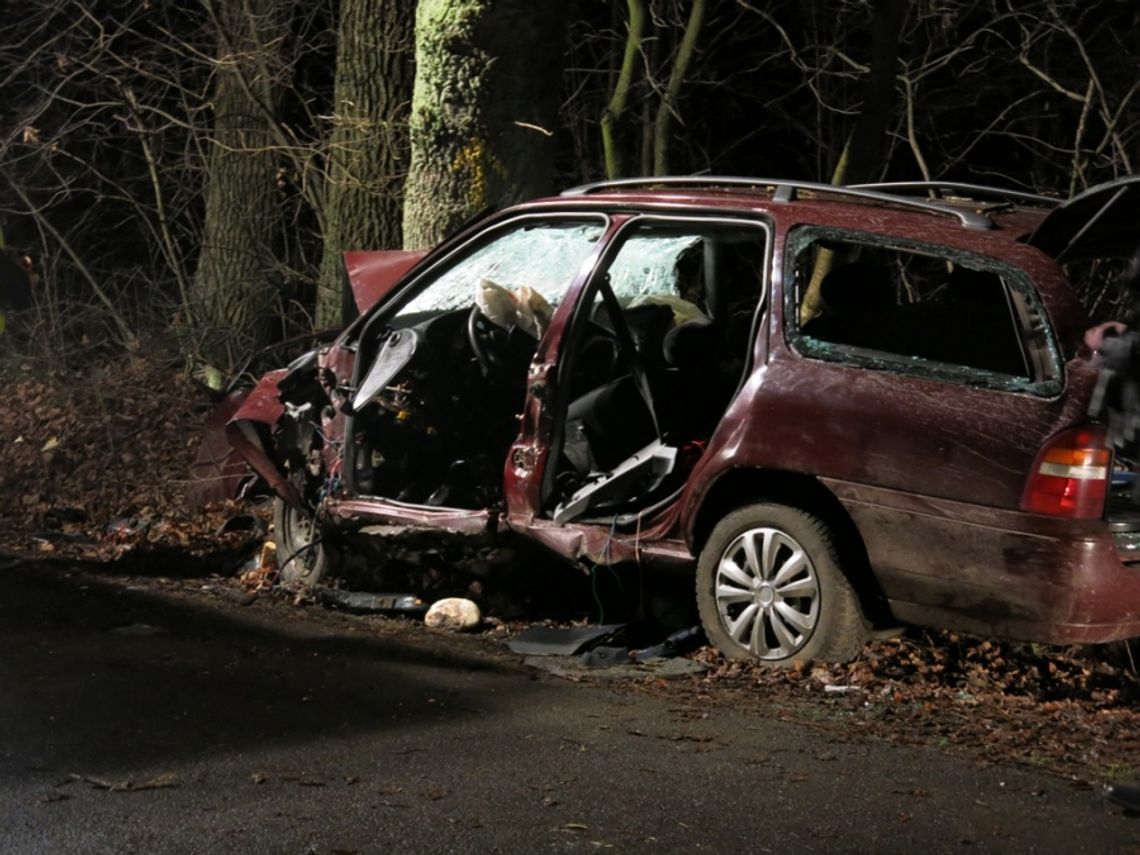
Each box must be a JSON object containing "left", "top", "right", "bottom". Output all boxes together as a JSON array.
[{"left": 402, "top": 0, "right": 568, "bottom": 250}]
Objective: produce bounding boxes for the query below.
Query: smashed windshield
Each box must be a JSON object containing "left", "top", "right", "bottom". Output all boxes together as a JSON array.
[{"left": 395, "top": 220, "right": 606, "bottom": 322}]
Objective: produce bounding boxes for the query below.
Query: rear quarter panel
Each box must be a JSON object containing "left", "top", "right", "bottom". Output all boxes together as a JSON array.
[{"left": 679, "top": 213, "right": 1113, "bottom": 638}]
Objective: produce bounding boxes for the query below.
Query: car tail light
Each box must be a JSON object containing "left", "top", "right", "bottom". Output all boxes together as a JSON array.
[{"left": 1021, "top": 425, "right": 1111, "bottom": 519}]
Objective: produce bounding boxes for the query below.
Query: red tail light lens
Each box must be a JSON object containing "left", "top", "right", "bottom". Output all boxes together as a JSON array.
[{"left": 1021, "top": 425, "right": 1111, "bottom": 519}]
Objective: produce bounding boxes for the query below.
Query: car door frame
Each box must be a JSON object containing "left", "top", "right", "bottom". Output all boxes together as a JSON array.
[
  {"left": 505, "top": 211, "right": 774, "bottom": 566},
  {"left": 329, "top": 209, "right": 623, "bottom": 534}
]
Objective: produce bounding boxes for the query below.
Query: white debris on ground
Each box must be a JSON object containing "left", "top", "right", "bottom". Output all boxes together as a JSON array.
[{"left": 424, "top": 597, "right": 482, "bottom": 631}]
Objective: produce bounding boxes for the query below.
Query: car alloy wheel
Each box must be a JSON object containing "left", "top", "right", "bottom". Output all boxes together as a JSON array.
[{"left": 697, "top": 503, "right": 867, "bottom": 664}]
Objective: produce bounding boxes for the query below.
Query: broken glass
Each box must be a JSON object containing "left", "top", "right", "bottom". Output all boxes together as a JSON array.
[
  {"left": 606, "top": 233, "right": 702, "bottom": 304},
  {"left": 396, "top": 221, "right": 605, "bottom": 321}
]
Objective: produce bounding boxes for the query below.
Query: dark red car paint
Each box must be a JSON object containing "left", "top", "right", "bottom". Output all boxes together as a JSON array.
[
  {"left": 226, "top": 183, "right": 1140, "bottom": 646},
  {"left": 224, "top": 369, "right": 300, "bottom": 507},
  {"left": 186, "top": 388, "right": 252, "bottom": 506},
  {"left": 343, "top": 250, "right": 427, "bottom": 314}
]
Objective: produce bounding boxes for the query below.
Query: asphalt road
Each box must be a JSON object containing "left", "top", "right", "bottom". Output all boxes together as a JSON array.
[{"left": 1, "top": 560, "right": 1138, "bottom": 854}]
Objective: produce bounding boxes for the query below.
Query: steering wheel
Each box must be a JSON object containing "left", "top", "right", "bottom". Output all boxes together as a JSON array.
[{"left": 467, "top": 305, "right": 515, "bottom": 378}]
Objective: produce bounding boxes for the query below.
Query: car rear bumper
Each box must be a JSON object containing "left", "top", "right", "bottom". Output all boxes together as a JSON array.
[{"left": 823, "top": 478, "right": 1140, "bottom": 645}]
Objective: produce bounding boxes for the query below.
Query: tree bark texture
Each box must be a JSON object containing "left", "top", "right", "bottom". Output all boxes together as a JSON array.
[
  {"left": 403, "top": 0, "right": 568, "bottom": 250},
  {"left": 316, "top": 0, "right": 414, "bottom": 328},
  {"left": 188, "top": 0, "right": 290, "bottom": 370}
]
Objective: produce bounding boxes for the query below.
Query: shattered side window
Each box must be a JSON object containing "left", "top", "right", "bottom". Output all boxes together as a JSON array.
[
  {"left": 787, "top": 228, "right": 1062, "bottom": 395},
  {"left": 394, "top": 220, "right": 605, "bottom": 322},
  {"left": 605, "top": 234, "right": 703, "bottom": 304}
]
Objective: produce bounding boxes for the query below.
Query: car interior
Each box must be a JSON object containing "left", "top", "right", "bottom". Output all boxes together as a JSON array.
[
  {"left": 546, "top": 224, "right": 767, "bottom": 525},
  {"left": 794, "top": 236, "right": 1059, "bottom": 386},
  {"left": 340, "top": 220, "right": 767, "bottom": 521}
]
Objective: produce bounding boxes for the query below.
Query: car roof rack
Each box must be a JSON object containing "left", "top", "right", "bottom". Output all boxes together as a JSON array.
[
  {"left": 561, "top": 176, "right": 995, "bottom": 230},
  {"left": 849, "top": 181, "right": 1061, "bottom": 208}
]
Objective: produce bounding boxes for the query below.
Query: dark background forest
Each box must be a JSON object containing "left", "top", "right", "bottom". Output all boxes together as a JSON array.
[{"left": 1, "top": 0, "right": 1137, "bottom": 375}]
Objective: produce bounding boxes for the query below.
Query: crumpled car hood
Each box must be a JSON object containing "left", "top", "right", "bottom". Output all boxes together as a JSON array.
[{"left": 343, "top": 249, "right": 427, "bottom": 315}]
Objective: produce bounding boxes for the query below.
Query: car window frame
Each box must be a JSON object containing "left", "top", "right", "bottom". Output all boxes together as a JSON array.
[
  {"left": 782, "top": 225, "right": 1064, "bottom": 398},
  {"left": 541, "top": 212, "right": 774, "bottom": 508},
  {"left": 568, "top": 212, "right": 773, "bottom": 340}
]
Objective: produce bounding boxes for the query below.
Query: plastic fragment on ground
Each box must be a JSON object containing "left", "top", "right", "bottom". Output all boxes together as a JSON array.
[{"left": 507, "top": 624, "right": 627, "bottom": 656}]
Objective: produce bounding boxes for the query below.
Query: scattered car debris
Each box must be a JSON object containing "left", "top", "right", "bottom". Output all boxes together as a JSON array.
[
  {"left": 579, "top": 646, "right": 630, "bottom": 668},
  {"left": 524, "top": 655, "right": 706, "bottom": 681},
  {"left": 105, "top": 516, "right": 150, "bottom": 538},
  {"left": 315, "top": 587, "right": 428, "bottom": 615},
  {"left": 510, "top": 622, "right": 705, "bottom": 673},
  {"left": 630, "top": 625, "right": 704, "bottom": 662},
  {"left": 1104, "top": 781, "right": 1140, "bottom": 813},
  {"left": 507, "top": 624, "right": 627, "bottom": 656},
  {"left": 424, "top": 597, "right": 481, "bottom": 631},
  {"left": 28, "top": 530, "right": 95, "bottom": 546}
]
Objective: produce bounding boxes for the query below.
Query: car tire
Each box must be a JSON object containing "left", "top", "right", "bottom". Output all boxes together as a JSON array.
[
  {"left": 696, "top": 503, "right": 867, "bottom": 665},
  {"left": 272, "top": 497, "right": 337, "bottom": 587}
]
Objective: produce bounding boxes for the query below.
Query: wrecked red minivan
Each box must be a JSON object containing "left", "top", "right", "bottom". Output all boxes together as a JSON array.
[{"left": 227, "top": 176, "right": 1140, "bottom": 664}]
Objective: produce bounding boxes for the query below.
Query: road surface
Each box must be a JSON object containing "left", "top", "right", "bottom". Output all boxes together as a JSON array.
[{"left": 1, "top": 559, "right": 1136, "bottom": 854}]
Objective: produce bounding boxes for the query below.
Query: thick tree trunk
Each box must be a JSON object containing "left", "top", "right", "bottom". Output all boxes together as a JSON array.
[
  {"left": 316, "top": 0, "right": 414, "bottom": 328},
  {"left": 402, "top": 0, "right": 568, "bottom": 250},
  {"left": 187, "top": 0, "right": 290, "bottom": 372}
]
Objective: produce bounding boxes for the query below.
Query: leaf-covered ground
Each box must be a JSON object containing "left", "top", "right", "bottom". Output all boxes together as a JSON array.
[
  {"left": 0, "top": 355, "right": 260, "bottom": 561},
  {"left": 3, "top": 354, "right": 1140, "bottom": 789},
  {"left": 686, "top": 634, "right": 1140, "bottom": 785}
]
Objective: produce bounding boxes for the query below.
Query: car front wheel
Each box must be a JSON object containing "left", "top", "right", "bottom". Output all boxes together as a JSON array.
[
  {"left": 696, "top": 503, "right": 867, "bottom": 665},
  {"left": 272, "top": 497, "right": 336, "bottom": 586}
]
